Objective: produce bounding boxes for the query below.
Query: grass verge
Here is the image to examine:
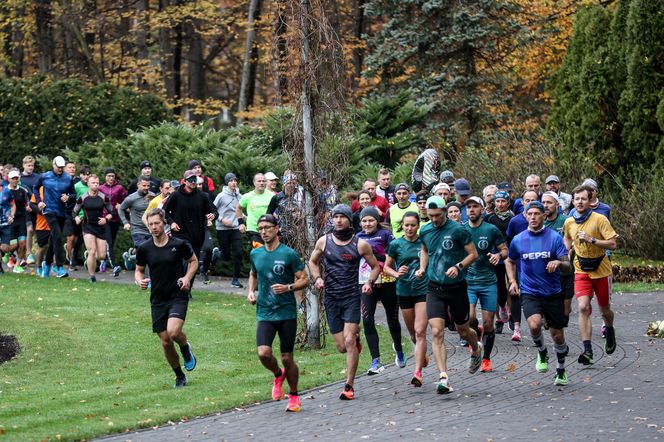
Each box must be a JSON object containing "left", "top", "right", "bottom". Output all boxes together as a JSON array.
[
  {"left": 613, "top": 281, "right": 664, "bottom": 293},
  {"left": 0, "top": 275, "right": 395, "bottom": 441}
]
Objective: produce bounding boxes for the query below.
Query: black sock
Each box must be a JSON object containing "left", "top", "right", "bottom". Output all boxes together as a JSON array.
[
  {"left": 344, "top": 383, "right": 353, "bottom": 391},
  {"left": 539, "top": 348, "right": 548, "bottom": 358},
  {"left": 483, "top": 331, "right": 495, "bottom": 359},
  {"left": 289, "top": 391, "right": 298, "bottom": 396},
  {"left": 274, "top": 368, "right": 283, "bottom": 378},
  {"left": 583, "top": 340, "right": 592, "bottom": 353},
  {"left": 173, "top": 366, "right": 185, "bottom": 378},
  {"left": 180, "top": 343, "right": 190, "bottom": 359}
]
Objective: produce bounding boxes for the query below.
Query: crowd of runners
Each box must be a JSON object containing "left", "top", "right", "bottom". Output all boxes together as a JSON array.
[{"left": 0, "top": 156, "right": 619, "bottom": 413}]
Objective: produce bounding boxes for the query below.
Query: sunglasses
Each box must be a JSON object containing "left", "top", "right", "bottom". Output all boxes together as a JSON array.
[{"left": 185, "top": 176, "right": 197, "bottom": 183}]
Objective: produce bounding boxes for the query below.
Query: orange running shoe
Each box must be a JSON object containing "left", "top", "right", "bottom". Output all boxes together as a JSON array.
[
  {"left": 480, "top": 358, "right": 492, "bottom": 373},
  {"left": 286, "top": 394, "right": 301, "bottom": 412},
  {"left": 272, "top": 369, "right": 286, "bottom": 400},
  {"left": 411, "top": 370, "right": 423, "bottom": 387},
  {"left": 339, "top": 385, "right": 354, "bottom": 400}
]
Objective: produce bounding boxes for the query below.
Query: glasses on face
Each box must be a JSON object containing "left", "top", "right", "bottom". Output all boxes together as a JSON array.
[
  {"left": 185, "top": 177, "right": 197, "bottom": 184},
  {"left": 258, "top": 225, "right": 276, "bottom": 231}
]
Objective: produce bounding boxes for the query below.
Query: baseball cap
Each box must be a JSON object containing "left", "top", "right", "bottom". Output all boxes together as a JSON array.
[
  {"left": 440, "top": 170, "right": 455, "bottom": 183},
  {"left": 432, "top": 183, "right": 450, "bottom": 194},
  {"left": 53, "top": 156, "right": 66, "bottom": 167},
  {"left": 454, "top": 178, "right": 471, "bottom": 196},
  {"left": 545, "top": 175, "right": 560, "bottom": 184},
  {"left": 466, "top": 196, "right": 485, "bottom": 208},
  {"left": 257, "top": 214, "right": 278, "bottom": 226},
  {"left": 265, "top": 172, "right": 278, "bottom": 181},
  {"left": 496, "top": 181, "right": 513, "bottom": 192},
  {"left": 183, "top": 170, "right": 196, "bottom": 181},
  {"left": 8, "top": 170, "right": 20, "bottom": 179},
  {"left": 196, "top": 176, "right": 204, "bottom": 185},
  {"left": 582, "top": 178, "right": 598, "bottom": 190},
  {"left": 140, "top": 160, "right": 152, "bottom": 169},
  {"left": 188, "top": 160, "right": 201, "bottom": 169},
  {"left": 425, "top": 195, "right": 446, "bottom": 209},
  {"left": 416, "top": 192, "right": 429, "bottom": 203},
  {"left": 525, "top": 201, "right": 545, "bottom": 212},
  {"left": 170, "top": 179, "right": 181, "bottom": 189},
  {"left": 395, "top": 182, "right": 410, "bottom": 192}
]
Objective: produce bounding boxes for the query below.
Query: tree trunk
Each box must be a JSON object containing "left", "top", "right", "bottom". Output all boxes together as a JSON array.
[
  {"left": 273, "top": 0, "right": 288, "bottom": 104},
  {"left": 238, "top": 0, "right": 263, "bottom": 116},
  {"left": 34, "top": 0, "right": 54, "bottom": 73},
  {"left": 158, "top": 0, "right": 182, "bottom": 115},
  {"left": 187, "top": 18, "right": 205, "bottom": 121},
  {"left": 135, "top": 0, "right": 149, "bottom": 89},
  {"left": 352, "top": 0, "right": 366, "bottom": 90}
]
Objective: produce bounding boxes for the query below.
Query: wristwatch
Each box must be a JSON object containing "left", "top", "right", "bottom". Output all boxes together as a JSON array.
[
  {"left": 455, "top": 262, "right": 464, "bottom": 271},
  {"left": 288, "top": 284, "right": 293, "bottom": 291},
  {"left": 591, "top": 237, "right": 597, "bottom": 244}
]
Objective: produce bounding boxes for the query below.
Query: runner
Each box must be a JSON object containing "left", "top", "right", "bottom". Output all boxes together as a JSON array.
[
  {"left": 432, "top": 183, "right": 452, "bottom": 203},
  {"left": 187, "top": 160, "right": 215, "bottom": 200},
  {"left": 415, "top": 192, "right": 430, "bottom": 227},
  {"left": 415, "top": 195, "right": 482, "bottom": 394},
  {"left": 267, "top": 172, "right": 305, "bottom": 247},
  {"left": 453, "top": 178, "right": 472, "bottom": 222},
  {"left": 308, "top": 204, "right": 381, "bottom": 400},
  {"left": 247, "top": 214, "right": 309, "bottom": 412},
  {"left": 563, "top": 184, "right": 619, "bottom": 365},
  {"left": 0, "top": 179, "right": 16, "bottom": 275},
  {"left": 356, "top": 206, "right": 405, "bottom": 375},
  {"left": 506, "top": 201, "right": 571, "bottom": 386},
  {"left": 20, "top": 156, "right": 40, "bottom": 266},
  {"left": 513, "top": 174, "right": 542, "bottom": 215},
  {"left": 73, "top": 175, "right": 114, "bottom": 282},
  {"left": 29, "top": 189, "right": 50, "bottom": 277},
  {"left": 69, "top": 166, "right": 91, "bottom": 271},
  {"left": 265, "top": 172, "right": 279, "bottom": 194},
  {"left": 4, "top": 170, "right": 30, "bottom": 273},
  {"left": 464, "top": 196, "right": 507, "bottom": 372},
  {"left": 545, "top": 175, "right": 572, "bottom": 214},
  {"left": 482, "top": 184, "right": 497, "bottom": 216},
  {"left": 446, "top": 201, "right": 462, "bottom": 224},
  {"left": 214, "top": 173, "right": 244, "bottom": 288},
  {"left": 128, "top": 160, "right": 161, "bottom": 194},
  {"left": 33, "top": 156, "right": 76, "bottom": 278},
  {"left": 119, "top": 175, "right": 155, "bottom": 269},
  {"left": 352, "top": 190, "right": 371, "bottom": 232},
  {"left": 568, "top": 178, "right": 612, "bottom": 220},
  {"left": 388, "top": 183, "right": 418, "bottom": 238},
  {"left": 384, "top": 211, "right": 429, "bottom": 386},
  {"left": 485, "top": 190, "right": 515, "bottom": 334},
  {"left": 237, "top": 173, "right": 273, "bottom": 248},
  {"left": 376, "top": 168, "right": 396, "bottom": 205},
  {"left": 350, "top": 179, "right": 390, "bottom": 217},
  {"left": 135, "top": 208, "right": 198, "bottom": 388},
  {"left": 99, "top": 168, "right": 127, "bottom": 277}
]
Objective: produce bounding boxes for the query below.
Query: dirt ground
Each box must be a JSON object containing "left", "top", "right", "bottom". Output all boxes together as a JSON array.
[{"left": 0, "top": 333, "right": 20, "bottom": 364}]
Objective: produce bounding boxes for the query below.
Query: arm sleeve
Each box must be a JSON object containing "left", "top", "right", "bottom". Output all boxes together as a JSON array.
[
  {"left": 598, "top": 215, "right": 618, "bottom": 240},
  {"left": 179, "top": 240, "right": 195, "bottom": 260},
  {"left": 118, "top": 195, "right": 131, "bottom": 224},
  {"left": 73, "top": 196, "right": 83, "bottom": 215},
  {"left": 267, "top": 195, "right": 279, "bottom": 215},
  {"left": 104, "top": 195, "right": 114, "bottom": 213},
  {"left": 33, "top": 175, "right": 43, "bottom": 203}
]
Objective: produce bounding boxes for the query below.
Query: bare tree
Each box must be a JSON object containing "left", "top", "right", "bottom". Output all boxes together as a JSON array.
[{"left": 237, "top": 0, "right": 263, "bottom": 116}]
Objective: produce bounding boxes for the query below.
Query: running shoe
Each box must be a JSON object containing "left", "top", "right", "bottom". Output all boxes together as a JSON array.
[
  {"left": 41, "top": 262, "right": 50, "bottom": 279},
  {"left": 459, "top": 338, "right": 468, "bottom": 347},
  {"left": 500, "top": 307, "right": 509, "bottom": 323},
  {"left": 495, "top": 320, "right": 504, "bottom": 334},
  {"left": 2, "top": 253, "right": 9, "bottom": 264},
  {"left": 601, "top": 324, "right": 606, "bottom": 338},
  {"left": 393, "top": 342, "right": 406, "bottom": 368},
  {"left": 211, "top": 247, "right": 221, "bottom": 266},
  {"left": 411, "top": 370, "right": 423, "bottom": 387},
  {"left": 339, "top": 385, "right": 354, "bottom": 400},
  {"left": 56, "top": 266, "right": 69, "bottom": 278},
  {"left": 605, "top": 327, "right": 616, "bottom": 354},
  {"left": 12, "top": 265, "right": 24, "bottom": 274},
  {"left": 89, "top": 276, "right": 96, "bottom": 283},
  {"left": 26, "top": 254, "right": 35, "bottom": 265},
  {"left": 112, "top": 265, "right": 122, "bottom": 277},
  {"left": 367, "top": 358, "right": 385, "bottom": 375},
  {"left": 272, "top": 368, "right": 286, "bottom": 400},
  {"left": 286, "top": 394, "right": 301, "bottom": 412},
  {"left": 7, "top": 256, "right": 15, "bottom": 268},
  {"left": 37, "top": 266, "right": 43, "bottom": 278},
  {"left": 469, "top": 343, "right": 483, "bottom": 374},
  {"left": 511, "top": 328, "right": 521, "bottom": 342},
  {"left": 203, "top": 273, "right": 211, "bottom": 285},
  {"left": 536, "top": 350, "right": 549, "bottom": 373},
  {"left": 173, "top": 375, "right": 187, "bottom": 388},
  {"left": 554, "top": 369, "right": 568, "bottom": 386},
  {"left": 231, "top": 279, "right": 243, "bottom": 288},
  {"left": 68, "top": 260, "right": 77, "bottom": 272},
  {"left": 508, "top": 315, "right": 514, "bottom": 331},
  {"left": 99, "top": 260, "right": 107, "bottom": 273},
  {"left": 182, "top": 343, "right": 197, "bottom": 371},
  {"left": 437, "top": 375, "right": 452, "bottom": 394},
  {"left": 578, "top": 350, "right": 594, "bottom": 365},
  {"left": 480, "top": 358, "right": 492, "bottom": 373}
]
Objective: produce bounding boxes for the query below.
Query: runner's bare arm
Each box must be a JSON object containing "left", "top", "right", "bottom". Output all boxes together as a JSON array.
[
  {"left": 134, "top": 264, "right": 150, "bottom": 289},
  {"left": 308, "top": 235, "right": 326, "bottom": 289},
  {"left": 247, "top": 271, "right": 258, "bottom": 304},
  {"left": 505, "top": 257, "right": 519, "bottom": 295},
  {"left": 415, "top": 243, "right": 428, "bottom": 278}
]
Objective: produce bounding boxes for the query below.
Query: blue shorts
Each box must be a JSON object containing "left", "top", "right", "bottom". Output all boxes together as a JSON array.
[
  {"left": 324, "top": 295, "right": 361, "bottom": 335},
  {"left": 0, "top": 225, "right": 13, "bottom": 245},
  {"left": 467, "top": 283, "right": 498, "bottom": 313},
  {"left": 131, "top": 232, "right": 152, "bottom": 248}
]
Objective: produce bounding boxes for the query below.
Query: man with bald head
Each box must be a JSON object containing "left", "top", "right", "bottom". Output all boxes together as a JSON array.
[{"left": 513, "top": 175, "right": 541, "bottom": 215}]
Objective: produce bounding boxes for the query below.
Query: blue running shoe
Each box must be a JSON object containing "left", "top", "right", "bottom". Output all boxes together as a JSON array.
[
  {"left": 56, "top": 266, "right": 69, "bottom": 278},
  {"left": 182, "top": 343, "right": 196, "bottom": 371},
  {"left": 42, "top": 262, "right": 50, "bottom": 279},
  {"left": 37, "top": 266, "right": 43, "bottom": 278}
]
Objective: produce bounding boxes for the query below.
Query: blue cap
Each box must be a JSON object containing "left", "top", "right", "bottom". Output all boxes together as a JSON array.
[
  {"left": 494, "top": 190, "right": 510, "bottom": 201},
  {"left": 525, "top": 201, "right": 545, "bottom": 212},
  {"left": 425, "top": 195, "right": 446, "bottom": 209}
]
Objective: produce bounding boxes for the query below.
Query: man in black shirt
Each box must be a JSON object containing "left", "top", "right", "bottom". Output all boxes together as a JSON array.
[{"left": 135, "top": 208, "right": 199, "bottom": 388}]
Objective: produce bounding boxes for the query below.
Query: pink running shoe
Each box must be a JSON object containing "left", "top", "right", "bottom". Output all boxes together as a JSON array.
[
  {"left": 272, "top": 369, "right": 286, "bottom": 400},
  {"left": 286, "top": 394, "right": 301, "bottom": 412}
]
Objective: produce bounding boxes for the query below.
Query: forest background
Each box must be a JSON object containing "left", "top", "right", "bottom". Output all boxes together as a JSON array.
[{"left": 0, "top": 0, "right": 662, "bottom": 259}]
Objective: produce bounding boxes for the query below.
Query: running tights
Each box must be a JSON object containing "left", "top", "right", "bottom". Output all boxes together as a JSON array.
[{"left": 361, "top": 282, "right": 403, "bottom": 360}]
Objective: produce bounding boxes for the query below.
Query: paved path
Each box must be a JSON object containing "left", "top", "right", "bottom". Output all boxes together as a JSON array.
[{"left": 90, "top": 273, "right": 664, "bottom": 441}]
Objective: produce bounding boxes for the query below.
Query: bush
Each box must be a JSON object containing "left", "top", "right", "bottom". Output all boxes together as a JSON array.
[{"left": 0, "top": 77, "right": 170, "bottom": 164}]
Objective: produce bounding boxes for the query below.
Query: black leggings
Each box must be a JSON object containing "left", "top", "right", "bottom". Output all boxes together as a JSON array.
[
  {"left": 105, "top": 221, "right": 121, "bottom": 266},
  {"left": 361, "top": 282, "right": 403, "bottom": 360},
  {"left": 216, "top": 229, "right": 243, "bottom": 278},
  {"left": 44, "top": 214, "right": 65, "bottom": 267},
  {"left": 200, "top": 231, "right": 214, "bottom": 274},
  {"left": 495, "top": 263, "right": 508, "bottom": 309}
]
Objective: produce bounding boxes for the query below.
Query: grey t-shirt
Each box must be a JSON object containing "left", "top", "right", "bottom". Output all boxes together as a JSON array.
[{"left": 119, "top": 191, "right": 155, "bottom": 235}]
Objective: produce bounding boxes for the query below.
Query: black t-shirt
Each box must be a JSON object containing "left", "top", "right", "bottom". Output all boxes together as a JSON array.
[
  {"left": 10, "top": 186, "right": 29, "bottom": 222},
  {"left": 136, "top": 237, "right": 194, "bottom": 304}
]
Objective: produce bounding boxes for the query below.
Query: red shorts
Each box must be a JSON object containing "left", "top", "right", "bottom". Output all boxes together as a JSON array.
[{"left": 574, "top": 273, "right": 611, "bottom": 307}]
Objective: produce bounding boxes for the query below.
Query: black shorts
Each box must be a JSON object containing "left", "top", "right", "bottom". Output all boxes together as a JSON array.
[
  {"left": 426, "top": 281, "right": 470, "bottom": 325},
  {"left": 248, "top": 231, "right": 264, "bottom": 247},
  {"left": 398, "top": 294, "right": 427, "bottom": 310},
  {"left": 324, "top": 295, "right": 361, "bottom": 334},
  {"left": 12, "top": 220, "right": 27, "bottom": 239},
  {"left": 151, "top": 297, "right": 189, "bottom": 333},
  {"left": 256, "top": 319, "right": 297, "bottom": 353},
  {"left": 561, "top": 273, "right": 574, "bottom": 300},
  {"left": 521, "top": 293, "right": 566, "bottom": 329},
  {"left": 63, "top": 217, "right": 78, "bottom": 236},
  {"left": 82, "top": 224, "right": 106, "bottom": 239},
  {"left": 36, "top": 230, "right": 50, "bottom": 248}
]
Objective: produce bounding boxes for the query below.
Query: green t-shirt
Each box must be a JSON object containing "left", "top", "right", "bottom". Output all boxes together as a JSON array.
[
  {"left": 74, "top": 180, "right": 89, "bottom": 217},
  {"left": 420, "top": 219, "right": 472, "bottom": 286},
  {"left": 544, "top": 213, "right": 568, "bottom": 236},
  {"left": 250, "top": 243, "right": 304, "bottom": 321},
  {"left": 388, "top": 202, "right": 419, "bottom": 239},
  {"left": 386, "top": 236, "right": 428, "bottom": 296},
  {"left": 465, "top": 221, "right": 505, "bottom": 285},
  {"left": 239, "top": 190, "right": 274, "bottom": 232}
]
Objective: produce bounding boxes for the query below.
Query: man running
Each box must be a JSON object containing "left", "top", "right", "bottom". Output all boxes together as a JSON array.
[
  {"left": 350, "top": 179, "right": 390, "bottom": 217},
  {"left": 135, "top": 208, "right": 198, "bottom": 388},
  {"left": 119, "top": 175, "right": 155, "bottom": 269},
  {"left": 376, "top": 168, "right": 396, "bottom": 205},
  {"left": 5, "top": 170, "right": 30, "bottom": 273},
  {"left": 308, "top": 204, "right": 380, "bottom": 400},
  {"left": 464, "top": 196, "right": 507, "bottom": 372},
  {"left": 415, "top": 195, "right": 481, "bottom": 394},
  {"left": 33, "top": 156, "right": 75, "bottom": 278},
  {"left": 506, "top": 201, "right": 571, "bottom": 386},
  {"left": 563, "top": 184, "right": 619, "bottom": 365},
  {"left": 187, "top": 160, "right": 215, "bottom": 200},
  {"left": 513, "top": 174, "right": 542, "bottom": 215},
  {"left": 267, "top": 172, "right": 305, "bottom": 247},
  {"left": 247, "top": 214, "right": 309, "bottom": 412},
  {"left": 0, "top": 179, "right": 16, "bottom": 275},
  {"left": 265, "top": 172, "right": 279, "bottom": 194},
  {"left": 237, "top": 173, "right": 273, "bottom": 248},
  {"left": 20, "top": 156, "right": 40, "bottom": 266},
  {"left": 545, "top": 175, "right": 572, "bottom": 214},
  {"left": 388, "top": 183, "right": 418, "bottom": 238},
  {"left": 128, "top": 160, "right": 161, "bottom": 194},
  {"left": 453, "top": 178, "right": 471, "bottom": 222},
  {"left": 214, "top": 173, "right": 244, "bottom": 288}
]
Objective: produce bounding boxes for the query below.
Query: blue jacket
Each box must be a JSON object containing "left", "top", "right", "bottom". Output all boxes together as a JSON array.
[{"left": 34, "top": 171, "right": 75, "bottom": 217}]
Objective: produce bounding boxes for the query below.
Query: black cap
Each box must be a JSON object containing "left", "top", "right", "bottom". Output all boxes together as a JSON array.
[
  {"left": 188, "top": 160, "right": 201, "bottom": 170},
  {"left": 257, "top": 214, "right": 278, "bottom": 226},
  {"left": 104, "top": 167, "right": 116, "bottom": 176},
  {"left": 140, "top": 160, "right": 151, "bottom": 169},
  {"left": 395, "top": 182, "right": 410, "bottom": 192},
  {"left": 496, "top": 181, "right": 513, "bottom": 192}
]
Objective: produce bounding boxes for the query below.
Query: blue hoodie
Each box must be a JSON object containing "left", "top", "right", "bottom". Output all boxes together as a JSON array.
[{"left": 34, "top": 171, "right": 75, "bottom": 218}]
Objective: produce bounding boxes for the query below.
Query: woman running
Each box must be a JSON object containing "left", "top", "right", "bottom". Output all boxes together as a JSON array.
[
  {"left": 73, "top": 175, "right": 114, "bottom": 282},
  {"left": 356, "top": 206, "right": 405, "bottom": 375},
  {"left": 447, "top": 202, "right": 463, "bottom": 223},
  {"left": 384, "top": 211, "right": 429, "bottom": 387}
]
